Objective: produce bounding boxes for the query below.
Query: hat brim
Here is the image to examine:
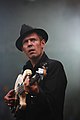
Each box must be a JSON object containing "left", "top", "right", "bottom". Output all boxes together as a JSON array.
[{"left": 15, "top": 28, "right": 48, "bottom": 51}]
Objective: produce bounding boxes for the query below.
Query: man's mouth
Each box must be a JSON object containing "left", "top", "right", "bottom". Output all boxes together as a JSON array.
[{"left": 28, "top": 49, "right": 35, "bottom": 54}]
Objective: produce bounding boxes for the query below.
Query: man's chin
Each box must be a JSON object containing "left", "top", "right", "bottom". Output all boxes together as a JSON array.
[
  {"left": 28, "top": 54, "right": 37, "bottom": 59},
  {"left": 28, "top": 54, "right": 41, "bottom": 60}
]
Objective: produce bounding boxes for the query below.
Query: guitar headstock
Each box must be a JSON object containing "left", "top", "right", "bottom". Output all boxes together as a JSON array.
[
  {"left": 40, "top": 62, "right": 48, "bottom": 76},
  {"left": 36, "top": 62, "right": 48, "bottom": 78}
]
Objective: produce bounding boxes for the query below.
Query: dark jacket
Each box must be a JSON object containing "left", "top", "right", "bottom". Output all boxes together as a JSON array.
[{"left": 15, "top": 52, "right": 67, "bottom": 120}]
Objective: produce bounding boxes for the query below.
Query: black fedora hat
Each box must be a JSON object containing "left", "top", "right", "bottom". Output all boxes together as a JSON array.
[{"left": 15, "top": 24, "right": 48, "bottom": 51}]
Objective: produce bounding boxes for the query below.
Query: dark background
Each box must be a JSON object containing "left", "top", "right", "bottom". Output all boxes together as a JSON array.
[{"left": 0, "top": 0, "right": 80, "bottom": 120}]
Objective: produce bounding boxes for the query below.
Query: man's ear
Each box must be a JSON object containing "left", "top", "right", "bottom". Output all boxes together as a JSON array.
[{"left": 41, "top": 39, "right": 46, "bottom": 48}]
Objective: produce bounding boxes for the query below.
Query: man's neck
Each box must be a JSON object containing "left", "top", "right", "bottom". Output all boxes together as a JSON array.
[{"left": 30, "top": 52, "right": 44, "bottom": 68}]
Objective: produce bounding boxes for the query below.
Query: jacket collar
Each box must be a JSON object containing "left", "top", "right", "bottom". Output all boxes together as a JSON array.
[{"left": 23, "top": 52, "right": 49, "bottom": 74}]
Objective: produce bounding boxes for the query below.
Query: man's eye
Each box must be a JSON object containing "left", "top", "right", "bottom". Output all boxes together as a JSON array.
[
  {"left": 31, "top": 39, "right": 36, "bottom": 42},
  {"left": 23, "top": 40, "right": 28, "bottom": 44}
]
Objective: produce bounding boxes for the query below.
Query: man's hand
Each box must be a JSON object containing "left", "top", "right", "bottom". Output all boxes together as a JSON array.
[
  {"left": 30, "top": 82, "right": 39, "bottom": 94},
  {"left": 4, "top": 89, "right": 16, "bottom": 107},
  {"left": 24, "top": 77, "right": 39, "bottom": 94}
]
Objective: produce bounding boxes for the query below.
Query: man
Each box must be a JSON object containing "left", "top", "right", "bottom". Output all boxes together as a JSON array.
[{"left": 4, "top": 24, "right": 67, "bottom": 120}]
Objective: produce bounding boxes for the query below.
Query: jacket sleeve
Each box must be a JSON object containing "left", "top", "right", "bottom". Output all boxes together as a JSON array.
[{"left": 36, "top": 60, "right": 67, "bottom": 119}]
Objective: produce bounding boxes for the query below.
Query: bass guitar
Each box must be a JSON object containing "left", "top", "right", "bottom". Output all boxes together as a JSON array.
[{"left": 11, "top": 63, "right": 47, "bottom": 113}]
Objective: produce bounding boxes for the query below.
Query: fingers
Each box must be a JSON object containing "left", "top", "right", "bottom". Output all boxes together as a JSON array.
[
  {"left": 4, "top": 89, "right": 14, "bottom": 100},
  {"left": 4, "top": 89, "right": 16, "bottom": 106},
  {"left": 24, "top": 78, "right": 30, "bottom": 93},
  {"left": 24, "top": 82, "right": 39, "bottom": 94},
  {"left": 24, "top": 77, "right": 39, "bottom": 94},
  {"left": 24, "top": 79, "right": 30, "bottom": 86},
  {"left": 7, "top": 89, "right": 15, "bottom": 97},
  {"left": 30, "top": 82, "right": 39, "bottom": 93}
]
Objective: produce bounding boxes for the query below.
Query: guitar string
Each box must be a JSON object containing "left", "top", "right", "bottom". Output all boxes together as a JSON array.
[
  {"left": 15, "top": 83, "right": 24, "bottom": 94},
  {"left": 15, "top": 73, "right": 44, "bottom": 95}
]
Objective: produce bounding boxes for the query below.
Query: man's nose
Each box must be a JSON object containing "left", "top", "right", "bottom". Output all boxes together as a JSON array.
[{"left": 27, "top": 40, "right": 32, "bottom": 47}]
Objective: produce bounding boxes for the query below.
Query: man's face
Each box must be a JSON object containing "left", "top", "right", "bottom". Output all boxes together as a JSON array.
[{"left": 22, "top": 33, "right": 46, "bottom": 60}]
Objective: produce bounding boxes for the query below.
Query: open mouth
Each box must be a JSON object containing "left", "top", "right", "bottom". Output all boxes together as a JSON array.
[{"left": 28, "top": 49, "right": 35, "bottom": 54}]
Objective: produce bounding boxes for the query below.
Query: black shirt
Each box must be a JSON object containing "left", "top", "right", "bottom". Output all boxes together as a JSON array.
[{"left": 15, "top": 52, "right": 67, "bottom": 120}]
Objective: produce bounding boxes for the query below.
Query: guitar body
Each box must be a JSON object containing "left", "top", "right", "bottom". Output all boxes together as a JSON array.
[{"left": 14, "top": 74, "right": 27, "bottom": 110}]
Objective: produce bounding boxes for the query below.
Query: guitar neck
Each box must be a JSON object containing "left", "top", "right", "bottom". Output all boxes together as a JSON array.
[{"left": 30, "top": 73, "right": 41, "bottom": 86}]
